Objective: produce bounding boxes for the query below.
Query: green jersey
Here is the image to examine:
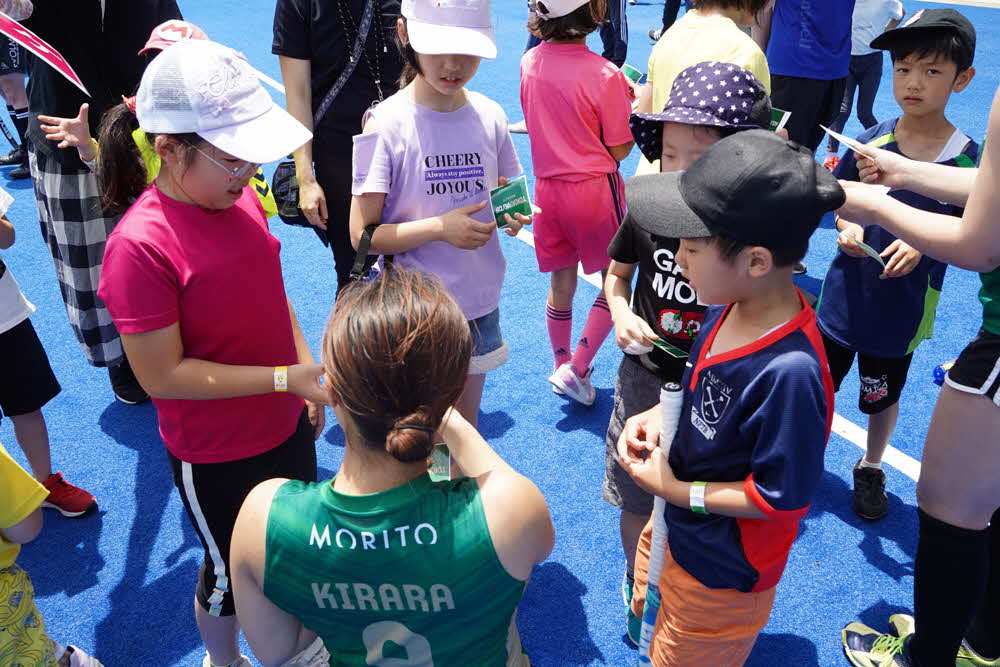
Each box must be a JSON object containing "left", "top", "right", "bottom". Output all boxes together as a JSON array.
[{"left": 263, "top": 474, "right": 529, "bottom": 666}]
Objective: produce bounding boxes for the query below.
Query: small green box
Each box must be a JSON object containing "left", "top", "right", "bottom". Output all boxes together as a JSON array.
[
  {"left": 489, "top": 175, "right": 532, "bottom": 229},
  {"left": 769, "top": 108, "right": 791, "bottom": 133},
  {"left": 621, "top": 63, "right": 643, "bottom": 84}
]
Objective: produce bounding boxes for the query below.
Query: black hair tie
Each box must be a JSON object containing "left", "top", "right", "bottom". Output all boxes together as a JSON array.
[{"left": 390, "top": 424, "right": 435, "bottom": 434}]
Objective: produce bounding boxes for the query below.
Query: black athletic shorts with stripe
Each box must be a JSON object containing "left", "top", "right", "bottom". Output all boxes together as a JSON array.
[
  {"left": 946, "top": 329, "right": 1000, "bottom": 404},
  {"left": 167, "top": 409, "right": 316, "bottom": 617}
]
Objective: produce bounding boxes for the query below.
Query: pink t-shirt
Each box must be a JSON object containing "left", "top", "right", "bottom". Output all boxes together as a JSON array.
[
  {"left": 98, "top": 186, "right": 304, "bottom": 464},
  {"left": 520, "top": 41, "right": 634, "bottom": 182},
  {"left": 352, "top": 90, "right": 521, "bottom": 320}
]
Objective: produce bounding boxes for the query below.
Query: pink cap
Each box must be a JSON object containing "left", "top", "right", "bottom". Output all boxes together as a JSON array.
[{"left": 138, "top": 20, "right": 209, "bottom": 55}]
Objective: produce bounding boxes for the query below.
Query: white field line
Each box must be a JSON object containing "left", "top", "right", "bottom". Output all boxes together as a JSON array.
[
  {"left": 513, "top": 228, "right": 923, "bottom": 481},
  {"left": 916, "top": 0, "right": 1000, "bottom": 7},
  {"left": 251, "top": 67, "right": 286, "bottom": 95}
]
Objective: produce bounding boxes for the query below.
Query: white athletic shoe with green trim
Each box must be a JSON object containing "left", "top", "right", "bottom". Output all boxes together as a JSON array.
[
  {"left": 958, "top": 640, "right": 1000, "bottom": 667},
  {"left": 842, "top": 622, "right": 914, "bottom": 666}
]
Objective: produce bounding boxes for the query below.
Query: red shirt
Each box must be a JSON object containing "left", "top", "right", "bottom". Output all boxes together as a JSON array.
[{"left": 98, "top": 185, "right": 304, "bottom": 463}]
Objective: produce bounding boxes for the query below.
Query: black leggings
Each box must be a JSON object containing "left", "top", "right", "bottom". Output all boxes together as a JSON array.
[
  {"left": 910, "top": 507, "right": 1000, "bottom": 664},
  {"left": 314, "top": 141, "right": 374, "bottom": 293}
]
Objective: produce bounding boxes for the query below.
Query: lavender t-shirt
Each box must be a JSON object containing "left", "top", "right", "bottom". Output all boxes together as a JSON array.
[{"left": 352, "top": 90, "right": 522, "bottom": 320}]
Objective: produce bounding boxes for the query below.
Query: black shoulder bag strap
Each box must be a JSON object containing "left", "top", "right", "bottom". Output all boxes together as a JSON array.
[
  {"left": 313, "top": 0, "right": 377, "bottom": 128},
  {"left": 350, "top": 224, "right": 393, "bottom": 282}
]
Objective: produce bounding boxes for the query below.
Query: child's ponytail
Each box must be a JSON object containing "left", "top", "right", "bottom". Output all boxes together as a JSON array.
[{"left": 96, "top": 102, "right": 147, "bottom": 216}]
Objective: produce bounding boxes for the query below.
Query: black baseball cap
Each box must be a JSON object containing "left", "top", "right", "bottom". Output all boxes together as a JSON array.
[
  {"left": 625, "top": 130, "right": 845, "bottom": 249},
  {"left": 870, "top": 8, "right": 975, "bottom": 66}
]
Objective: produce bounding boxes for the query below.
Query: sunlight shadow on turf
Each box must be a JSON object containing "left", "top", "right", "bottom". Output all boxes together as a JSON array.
[
  {"left": 93, "top": 401, "right": 200, "bottom": 664},
  {"left": 553, "top": 387, "right": 614, "bottom": 439},
  {"left": 518, "top": 561, "right": 604, "bottom": 666},
  {"left": 747, "top": 632, "right": 819, "bottom": 665},
  {"left": 18, "top": 511, "right": 106, "bottom": 596},
  {"left": 805, "top": 471, "right": 917, "bottom": 581}
]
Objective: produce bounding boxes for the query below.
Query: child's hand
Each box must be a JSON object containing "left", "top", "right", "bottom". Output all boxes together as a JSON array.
[
  {"left": 616, "top": 405, "right": 660, "bottom": 466},
  {"left": 287, "top": 363, "right": 333, "bottom": 406},
  {"left": 880, "top": 239, "right": 922, "bottom": 279},
  {"left": 854, "top": 144, "right": 911, "bottom": 189},
  {"left": 38, "top": 103, "right": 97, "bottom": 163},
  {"left": 615, "top": 310, "right": 658, "bottom": 354},
  {"left": 438, "top": 201, "right": 494, "bottom": 249},
  {"left": 618, "top": 436, "right": 677, "bottom": 498},
  {"left": 500, "top": 204, "right": 539, "bottom": 237},
  {"left": 836, "top": 221, "right": 868, "bottom": 258}
]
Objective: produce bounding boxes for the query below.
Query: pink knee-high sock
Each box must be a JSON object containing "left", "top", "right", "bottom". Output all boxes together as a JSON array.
[
  {"left": 571, "top": 295, "right": 612, "bottom": 377},
  {"left": 546, "top": 303, "right": 573, "bottom": 369}
]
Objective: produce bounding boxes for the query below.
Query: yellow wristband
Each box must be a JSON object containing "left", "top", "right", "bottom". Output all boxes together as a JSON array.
[{"left": 274, "top": 366, "right": 288, "bottom": 392}]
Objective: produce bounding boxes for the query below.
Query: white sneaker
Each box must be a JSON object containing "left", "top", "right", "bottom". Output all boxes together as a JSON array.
[
  {"left": 202, "top": 654, "right": 252, "bottom": 667},
  {"left": 548, "top": 363, "right": 596, "bottom": 406},
  {"left": 66, "top": 646, "right": 104, "bottom": 667},
  {"left": 509, "top": 120, "right": 528, "bottom": 134}
]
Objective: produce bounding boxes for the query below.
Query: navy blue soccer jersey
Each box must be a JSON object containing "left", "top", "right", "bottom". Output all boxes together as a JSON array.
[
  {"left": 817, "top": 117, "right": 979, "bottom": 357},
  {"left": 665, "top": 293, "right": 834, "bottom": 593}
]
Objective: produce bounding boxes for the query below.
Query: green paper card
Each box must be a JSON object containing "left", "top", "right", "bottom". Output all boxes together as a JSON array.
[
  {"left": 769, "top": 108, "right": 791, "bottom": 133},
  {"left": 621, "top": 64, "right": 643, "bottom": 84},
  {"left": 429, "top": 444, "right": 451, "bottom": 481},
  {"left": 853, "top": 238, "right": 887, "bottom": 269},
  {"left": 489, "top": 175, "right": 532, "bottom": 229},
  {"left": 651, "top": 337, "right": 689, "bottom": 359}
]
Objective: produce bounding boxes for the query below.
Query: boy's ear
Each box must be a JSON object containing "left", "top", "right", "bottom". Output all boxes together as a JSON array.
[
  {"left": 953, "top": 65, "right": 976, "bottom": 93},
  {"left": 746, "top": 246, "right": 773, "bottom": 277}
]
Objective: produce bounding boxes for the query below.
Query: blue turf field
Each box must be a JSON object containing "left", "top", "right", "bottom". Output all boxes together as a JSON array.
[{"left": 2, "top": 1, "right": 998, "bottom": 665}]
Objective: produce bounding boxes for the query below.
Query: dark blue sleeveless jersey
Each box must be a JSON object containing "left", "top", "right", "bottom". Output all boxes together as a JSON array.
[
  {"left": 818, "top": 117, "right": 979, "bottom": 357},
  {"left": 665, "top": 294, "right": 834, "bottom": 592}
]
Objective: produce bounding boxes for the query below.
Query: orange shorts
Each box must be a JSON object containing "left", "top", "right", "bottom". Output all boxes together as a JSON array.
[{"left": 630, "top": 519, "right": 776, "bottom": 666}]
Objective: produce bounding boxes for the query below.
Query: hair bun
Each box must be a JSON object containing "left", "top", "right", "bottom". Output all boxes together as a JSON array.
[{"left": 385, "top": 415, "right": 436, "bottom": 463}]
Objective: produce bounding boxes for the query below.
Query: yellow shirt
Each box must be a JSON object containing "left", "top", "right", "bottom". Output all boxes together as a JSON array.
[
  {"left": 0, "top": 442, "right": 48, "bottom": 568},
  {"left": 637, "top": 10, "right": 771, "bottom": 175},
  {"left": 132, "top": 129, "right": 280, "bottom": 219}
]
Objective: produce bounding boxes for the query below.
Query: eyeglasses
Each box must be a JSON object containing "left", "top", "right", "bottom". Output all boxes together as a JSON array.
[{"left": 185, "top": 142, "right": 258, "bottom": 183}]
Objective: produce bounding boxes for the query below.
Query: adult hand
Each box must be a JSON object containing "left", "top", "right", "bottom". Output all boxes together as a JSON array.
[
  {"left": 38, "top": 103, "right": 97, "bottom": 162},
  {"left": 837, "top": 180, "right": 895, "bottom": 228},
  {"left": 298, "top": 179, "right": 328, "bottom": 230},
  {"left": 287, "top": 363, "right": 332, "bottom": 406},
  {"left": 438, "top": 201, "right": 494, "bottom": 249},
  {"left": 880, "top": 239, "right": 922, "bottom": 279},
  {"left": 854, "top": 144, "right": 912, "bottom": 189},
  {"left": 836, "top": 220, "right": 868, "bottom": 258},
  {"left": 615, "top": 310, "right": 659, "bottom": 353}
]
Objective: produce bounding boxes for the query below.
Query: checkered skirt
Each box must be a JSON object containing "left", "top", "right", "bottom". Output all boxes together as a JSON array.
[{"left": 27, "top": 142, "right": 123, "bottom": 367}]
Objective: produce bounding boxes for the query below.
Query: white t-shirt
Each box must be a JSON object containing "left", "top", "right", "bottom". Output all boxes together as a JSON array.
[
  {"left": 853, "top": 0, "right": 905, "bottom": 56},
  {"left": 0, "top": 259, "right": 35, "bottom": 334}
]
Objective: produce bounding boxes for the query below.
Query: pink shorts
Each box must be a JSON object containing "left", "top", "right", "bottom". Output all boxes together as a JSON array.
[{"left": 533, "top": 173, "right": 625, "bottom": 274}]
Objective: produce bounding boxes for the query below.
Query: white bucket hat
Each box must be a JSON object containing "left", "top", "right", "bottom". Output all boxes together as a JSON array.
[
  {"left": 401, "top": 0, "right": 497, "bottom": 59},
  {"left": 136, "top": 40, "right": 311, "bottom": 164}
]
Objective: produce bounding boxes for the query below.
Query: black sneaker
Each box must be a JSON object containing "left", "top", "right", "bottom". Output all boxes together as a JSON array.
[
  {"left": 0, "top": 145, "right": 23, "bottom": 166},
  {"left": 108, "top": 358, "right": 150, "bottom": 405},
  {"left": 8, "top": 161, "right": 29, "bottom": 179},
  {"left": 648, "top": 28, "right": 663, "bottom": 42},
  {"left": 853, "top": 458, "right": 888, "bottom": 520},
  {"left": 794, "top": 261, "right": 808, "bottom": 275}
]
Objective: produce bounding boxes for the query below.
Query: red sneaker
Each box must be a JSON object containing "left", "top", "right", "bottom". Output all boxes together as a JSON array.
[
  {"left": 41, "top": 473, "right": 97, "bottom": 518},
  {"left": 823, "top": 155, "right": 841, "bottom": 172}
]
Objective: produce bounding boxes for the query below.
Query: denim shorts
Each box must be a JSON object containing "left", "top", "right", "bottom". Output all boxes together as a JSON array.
[{"left": 469, "top": 308, "right": 508, "bottom": 374}]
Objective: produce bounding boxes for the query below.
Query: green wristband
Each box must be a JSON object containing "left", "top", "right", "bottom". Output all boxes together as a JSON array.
[{"left": 690, "top": 481, "right": 708, "bottom": 515}]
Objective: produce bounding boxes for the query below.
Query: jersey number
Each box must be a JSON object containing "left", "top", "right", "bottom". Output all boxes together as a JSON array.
[{"left": 363, "top": 621, "right": 434, "bottom": 666}]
